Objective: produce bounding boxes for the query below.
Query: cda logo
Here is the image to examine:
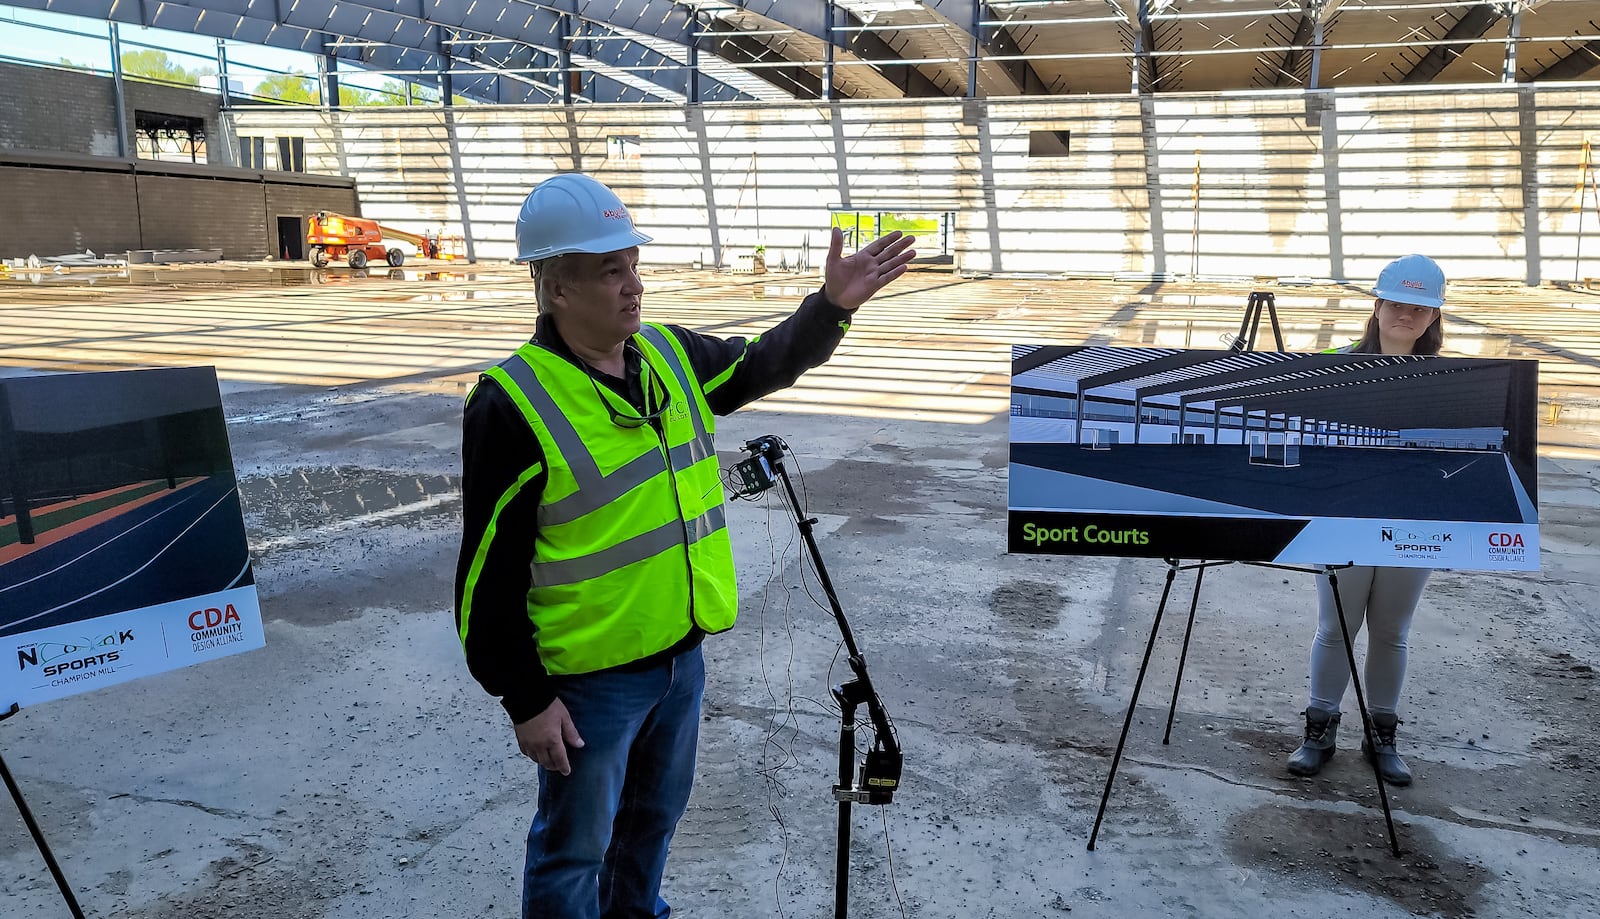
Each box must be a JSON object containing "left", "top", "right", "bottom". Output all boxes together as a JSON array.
[
  {"left": 189, "top": 604, "right": 246, "bottom": 650},
  {"left": 1487, "top": 531, "right": 1528, "bottom": 559}
]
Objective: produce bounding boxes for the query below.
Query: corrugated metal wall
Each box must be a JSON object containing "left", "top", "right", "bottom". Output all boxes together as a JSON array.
[{"left": 230, "top": 82, "right": 1600, "bottom": 284}]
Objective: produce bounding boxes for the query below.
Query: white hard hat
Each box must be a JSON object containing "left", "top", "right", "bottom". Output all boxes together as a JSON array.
[
  {"left": 1372, "top": 254, "right": 1446, "bottom": 309},
  {"left": 514, "top": 173, "right": 652, "bottom": 262}
]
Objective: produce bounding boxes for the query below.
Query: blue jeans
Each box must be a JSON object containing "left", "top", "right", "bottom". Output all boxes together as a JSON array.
[{"left": 523, "top": 644, "right": 705, "bottom": 919}]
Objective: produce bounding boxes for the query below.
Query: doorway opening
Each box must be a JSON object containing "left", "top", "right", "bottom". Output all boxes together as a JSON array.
[{"left": 276, "top": 216, "right": 305, "bottom": 261}]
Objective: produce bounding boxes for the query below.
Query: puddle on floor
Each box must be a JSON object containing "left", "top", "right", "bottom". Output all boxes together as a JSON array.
[
  {"left": 1227, "top": 802, "right": 1488, "bottom": 917},
  {"left": 0, "top": 265, "right": 482, "bottom": 288},
  {"left": 238, "top": 467, "right": 460, "bottom": 553},
  {"left": 278, "top": 267, "right": 483, "bottom": 285}
]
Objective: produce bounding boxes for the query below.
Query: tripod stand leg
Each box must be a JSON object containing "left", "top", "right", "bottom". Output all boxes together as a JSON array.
[
  {"left": 835, "top": 704, "right": 855, "bottom": 919},
  {"left": 0, "top": 750, "right": 87, "bottom": 919},
  {"left": 1266, "top": 296, "right": 1285, "bottom": 352},
  {"left": 835, "top": 801, "right": 851, "bottom": 919},
  {"left": 1088, "top": 561, "right": 1178, "bottom": 851},
  {"left": 1235, "top": 297, "right": 1258, "bottom": 352},
  {"left": 1163, "top": 565, "right": 1207, "bottom": 744},
  {"left": 1326, "top": 569, "right": 1403, "bottom": 857}
]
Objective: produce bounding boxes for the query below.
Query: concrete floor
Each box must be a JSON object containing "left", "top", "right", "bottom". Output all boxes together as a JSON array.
[{"left": 0, "top": 263, "right": 1597, "bottom": 918}]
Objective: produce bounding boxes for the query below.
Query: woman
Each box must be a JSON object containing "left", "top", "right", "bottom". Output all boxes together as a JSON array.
[{"left": 1285, "top": 254, "right": 1446, "bottom": 786}]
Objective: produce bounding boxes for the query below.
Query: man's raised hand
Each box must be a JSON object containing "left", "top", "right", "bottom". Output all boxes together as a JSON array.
[{"left": 823, "top": 227, "right": 917, "bottom": 312}]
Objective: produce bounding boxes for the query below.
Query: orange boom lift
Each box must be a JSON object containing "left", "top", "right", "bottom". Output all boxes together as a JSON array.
[{"left": 306, "top": 212, "right": 463, "bottom": 269}]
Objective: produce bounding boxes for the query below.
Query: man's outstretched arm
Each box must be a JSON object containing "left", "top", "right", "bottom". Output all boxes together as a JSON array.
[{"left": 673, "top": 229, "right": 917, "bottom": 415}]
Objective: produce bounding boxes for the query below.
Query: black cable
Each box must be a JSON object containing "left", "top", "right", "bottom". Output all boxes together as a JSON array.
[
  {"left": 775, "top": 475, "right": 836, "bottom": 624},
  {"left": 780, "top": 449, "right": 833, "bottom": 616},
  {"left": 753, "top": 486, "right": 804, "bottom": 919},
  {"left": 793, "top": 694, "right": 843, "bottom": 719},
  {"left": 823, "top": 640, "right": 845, "bottom": 713},
  {"left": 787, "top": 442, "right": 811, "bottom": 516},
  {"left": 881, "top": 807, "right": 910, "bottom": 919},
  {"left": 729, "top": 437, "right": 901, "bottom": 915},
  {"left": 719, "top": 466, "right": 746, "bottom": 501}
]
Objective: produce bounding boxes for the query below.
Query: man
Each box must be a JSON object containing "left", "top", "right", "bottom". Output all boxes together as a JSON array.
[{"left": 454, "top": 172, "right": 916, "bottom": 919}]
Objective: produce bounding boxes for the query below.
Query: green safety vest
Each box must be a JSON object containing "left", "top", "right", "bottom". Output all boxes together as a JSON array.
[{"left": 483, "top": 323, "right": 738, "bottom": 675}]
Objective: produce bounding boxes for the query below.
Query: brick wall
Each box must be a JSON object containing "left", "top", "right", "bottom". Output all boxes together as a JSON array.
[
  {"left": 0, "top": 62, "right": 122, "bottom": 157},
  {"left": 265, "top": 184, "right": 360, "bottom": 259},
  {"left": 0, "top": 60, "right": 227, "bottom": 163},
  {"left": 0, "top": 61, "right": 355, "bottom": 260},
  {"left": 0, "top": 154, "right": 359, "bottom": 260},
  {"left": 124, "top": 79, "right": 229, "bottom": 166},
  {"left": 136, "top": 173, "right": 268, "bottom": 254},
  {"left": 0, "top": 163, "right": 140, "bottom": 256}
]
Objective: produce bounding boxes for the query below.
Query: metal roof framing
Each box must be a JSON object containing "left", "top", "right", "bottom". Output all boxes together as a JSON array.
[{"left": 3, "top": 0, "right": 1597, "bottom": 101}]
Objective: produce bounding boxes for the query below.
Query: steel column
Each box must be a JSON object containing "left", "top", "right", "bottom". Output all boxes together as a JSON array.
[{"left": 109, "top": 22, "right": 130, "bottom": 158}]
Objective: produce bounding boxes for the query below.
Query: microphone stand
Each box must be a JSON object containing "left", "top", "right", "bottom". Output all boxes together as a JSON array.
[{"left": 730, "top": 436, "right": 903, "bottom": 919}]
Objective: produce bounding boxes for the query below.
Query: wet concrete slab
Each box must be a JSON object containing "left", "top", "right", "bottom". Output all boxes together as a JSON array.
[{"left": 0, "top": 266, "right": 1596, "bottom": 918}]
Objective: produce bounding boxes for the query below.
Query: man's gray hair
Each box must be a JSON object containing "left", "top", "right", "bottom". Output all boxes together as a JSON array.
[{"left": 532, "top": 255, "right": 569, "bottom": 314}]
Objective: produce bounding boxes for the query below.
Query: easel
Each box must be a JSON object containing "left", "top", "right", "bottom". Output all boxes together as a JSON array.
[
  {"left": 1576, "top": 139, "right": 1599, "bottom": 286},
  {"left": 1, "top": 703, "right": 88, "bottom": 918},
  {"left": 1085, "top": 291, "right": 1405, "bottom": 857},
  {"left": 1234, "top": 290, "right": 1285, "bottom": 354}
]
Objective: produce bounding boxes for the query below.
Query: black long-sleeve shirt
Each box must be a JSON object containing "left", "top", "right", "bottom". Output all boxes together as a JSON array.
[{"left": 455, "top": 289, "right": 854, "bottom": 723}]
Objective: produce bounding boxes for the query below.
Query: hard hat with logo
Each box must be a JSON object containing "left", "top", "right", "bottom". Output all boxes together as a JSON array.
[
  {"left": 1372, "top": 254, "right": 1446, "bottom": 309},
  {"left": 514, "top": 173, "right": 652, "bottom": 263}
]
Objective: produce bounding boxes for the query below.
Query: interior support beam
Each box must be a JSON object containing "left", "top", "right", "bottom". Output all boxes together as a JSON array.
[
  {"left": 109, "top": 20, "right": 130, "bottom": 158},
  {"left": 321, "top": 43, "right": 341, "bottom": 108},
  {"left": 986, "top": 15, "right": 1054, "bottom": 93},
  {"left": 700, "top": 17, "right": 822, "bottom": 98},
  {"left": 1398, "top": 3, "right": 1502, "bottom": 83},
  {"left": 1274, "top": 8, "right": 1316, "bottom": 87},
  {"left": 1134, "top": 0, "right": 1163, "bottom": 93},
  {"left": 1530, "top": 37, "right": 1600, "bottom": 81}
]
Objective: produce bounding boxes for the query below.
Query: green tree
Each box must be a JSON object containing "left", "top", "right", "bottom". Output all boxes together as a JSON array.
[
  {"left": 249, "top": 73, "right": 406, "bottom": 106},
  {"left": 377, "top": 81, "right": 473, "bottom": 106},
  {"left": 376, "top": 81, "right": 471, "bottom": 106},
  {"left": 252, "top": 71, "right": 320, "bottom": 104},
  {"left": 377, "top": 80, "right": 418, "bottom": 104},
  {"left": 342, "top": 80, "right": 451, "bottom": 106},
  {"left": 337, "top": 85, "right": 380, "bottom": 106},
  {"left": 120, "top": 49, "right": 208, "bottom": 86}
]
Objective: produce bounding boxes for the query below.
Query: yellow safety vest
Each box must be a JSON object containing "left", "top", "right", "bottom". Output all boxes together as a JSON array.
[{"left": 482, "top": 323, "right": 737, "bottom": 674}]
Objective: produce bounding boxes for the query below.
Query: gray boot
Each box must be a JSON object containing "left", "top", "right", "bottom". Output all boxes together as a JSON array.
[
  {"left": 1362, "top": 713, "right": 1413, "bottom": 786},
  {"left": 1286, "top": 707, "right": 1340, "bottom": 776}
]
